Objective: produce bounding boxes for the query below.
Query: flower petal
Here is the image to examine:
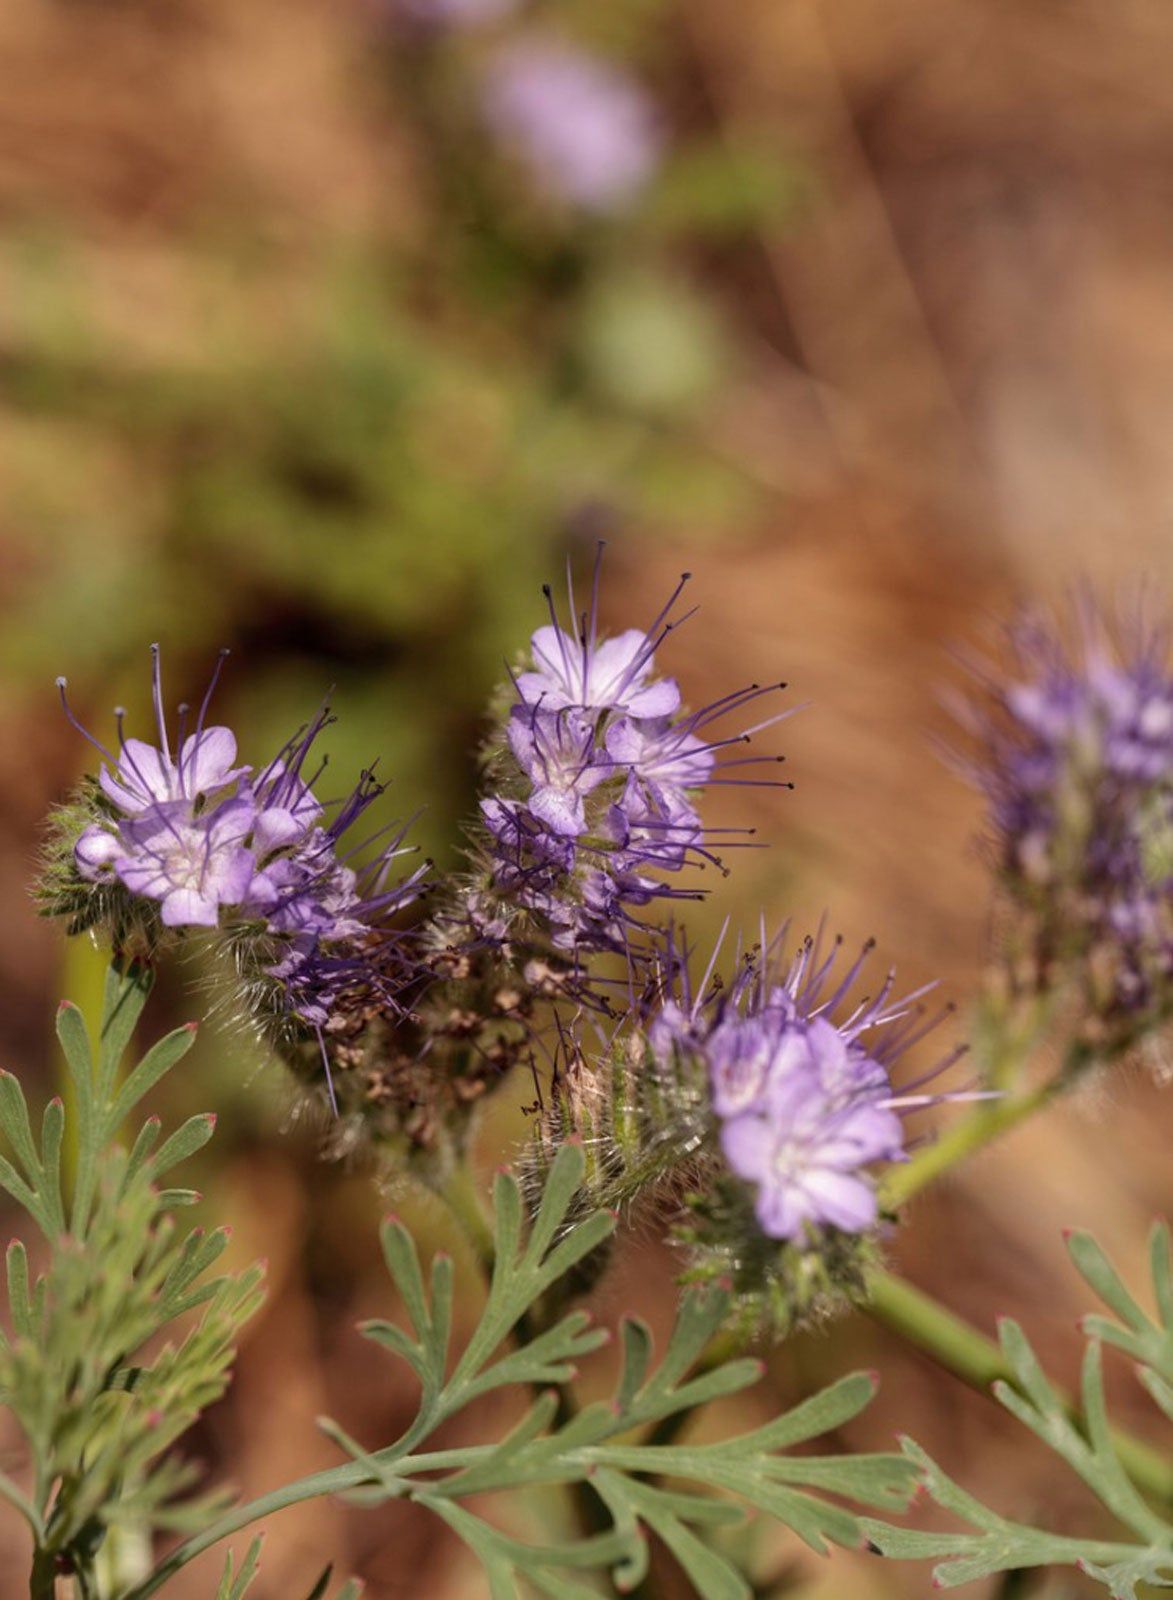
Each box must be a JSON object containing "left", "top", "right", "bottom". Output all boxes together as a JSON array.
[
  {"left": 180, "top": 727, "right": 240, "bottom": 795},
  {"left": 529, "top": 784, "right": 585, "bottom": 837},
  {"left": 159, "top": 887, "right": 221, "bottom": 927}
]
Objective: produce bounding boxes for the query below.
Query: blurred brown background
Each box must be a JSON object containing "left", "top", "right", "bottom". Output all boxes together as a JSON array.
[{"left": 0, "top": 0, "right": 1170, "bottom": 1595}]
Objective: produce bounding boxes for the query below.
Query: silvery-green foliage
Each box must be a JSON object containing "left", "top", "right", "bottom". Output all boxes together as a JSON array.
[
  {"left": 305, "top": 1145, "right": 917, "bottom": 1600},
  {"left": 127, "top": 1144, "right": 916, "bottom": 1600},
  {"left": 864, "top": 1224, "right": 1173, "bottom": 1596},
  {"left": 214, "top": 1541, "right": 363, "bottom": 1600},
  {"left": 0, "top": 961, "right": 265, "bottom": 1595}
]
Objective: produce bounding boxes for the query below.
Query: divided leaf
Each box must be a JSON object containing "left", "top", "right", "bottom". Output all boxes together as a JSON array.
[
  {"left": 0, "top": 963, "right": 265, "bottom": 1581},
  {"left": 866, "top": 1225, "right": 1173, "bottom": 1597},
  {"left": 319, "top": 1145, "right": 916, "bottom": 1599}
]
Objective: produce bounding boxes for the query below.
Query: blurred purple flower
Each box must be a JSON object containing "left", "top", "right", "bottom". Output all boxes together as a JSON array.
[
  {"left": 392, "top": 0, "right": 515, "bottom": 26},
  {"left": 483, "top": 40, "right": 662, "bottom": 212},
  {"left": 958, "top": 597, "right": 1173, "bottom": 1022}
]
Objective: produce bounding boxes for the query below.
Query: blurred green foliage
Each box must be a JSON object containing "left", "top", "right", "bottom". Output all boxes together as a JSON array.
[{"left": 1, "top": 0, "right": 800, "bottom": 1135}]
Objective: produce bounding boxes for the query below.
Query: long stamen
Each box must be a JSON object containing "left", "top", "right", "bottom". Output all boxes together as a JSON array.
[
  {"left": 56, "top": 678, "right": 119, "bottom": 766},
  {"left": 194, "top": 649, "right": 230, "bottom": 746},
  {"left": 150, "top": 643, "right": 171, "bottom": 765},
  {"left": 542, "top": 584, "right": 576, "bottom": 690}
]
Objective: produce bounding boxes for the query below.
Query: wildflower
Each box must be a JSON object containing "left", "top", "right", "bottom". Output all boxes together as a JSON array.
[
  {"left": 960, "top": 598, "right": 1173, "bottom": 1032},
  {"left": 505, "top": 706, "right": 611, "bottom": 837},
  {"left": 648, "top": 925, "right": 970, "bottom": 1242},
  {"left": 54, "top": 648, "right": 428, "bottom": 1016},
  {"left": 478, "top": 547, "right": 790, "bottom": 960},
  {"left": 519, "top": 627, "right": 681, "bottom": 718},
  {"left": 720, "top": 1067, "right": 903, "bottom": 1239},
  {"left": 245, "top": 786, "right": 430, "bottom": 1034},
  {"left": 115, "top": 800, "right": 258, "bottom": 929},
  {"left": 482, "top": 40, "right": 662, "bottom": 213},
  {"left": 58, "top": 648, "right": 258, "bottom": 923},
  {"left": 61, "top": 645, "right": 242, "bottom": 817}
]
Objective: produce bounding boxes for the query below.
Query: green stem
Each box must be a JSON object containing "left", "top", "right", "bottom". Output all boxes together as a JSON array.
[
  {"left": 431, "top": 1158, "right": 609, "bottom": 1543},
  {"left": 123, "top": 1436, "right": 585, "bottom": 1600},
  {"left": 123, "top": 1459, "right": 422, "bottom": 1600},
  {"left": 29, "top": 1549, "right": 57, "bottom": 1600},
  {"left": 864, "top": 1268, "right": 1173, "bottom": 1504}
]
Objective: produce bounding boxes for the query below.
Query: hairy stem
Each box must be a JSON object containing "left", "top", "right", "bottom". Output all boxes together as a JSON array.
[{"left": 864, "top": 1268, "right": 1173, "bottom": 1504}]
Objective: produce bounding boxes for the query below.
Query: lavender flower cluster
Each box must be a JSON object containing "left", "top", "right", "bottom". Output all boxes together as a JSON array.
[
  {"left": 646, "top": 929, "right": 967, "bottom": 1243},
  {"left": 46, "top": 564, "right": 1171, "bottom": 1301},
  {"left": 966, "top": 603, "right": 1173, "bottom": 1026},
  {"left": 58, "top": 650, "right": 426, "bottom": 1054},
  {"left": 481, "top": 558, "right": 786, "bottom": 961}
]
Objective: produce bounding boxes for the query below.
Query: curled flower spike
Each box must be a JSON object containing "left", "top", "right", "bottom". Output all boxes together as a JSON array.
[
  {"left": 527, "top": 919, "right": 977, "bottom": 1332},
  {"left": 50, "top": 649, "right": 431, "bottom": 1116},
  {"left": 478, "top": 545, "right": 792, "bottom": 963},
  {"left": 60, "top": 648, "right": 257, "bottom": 926},
  {"left": 956, "top": 594, "right": 1173, "bottom": 1037},
  {"left": 647, "top": 923, "right": 975, "bottom": 1244}
]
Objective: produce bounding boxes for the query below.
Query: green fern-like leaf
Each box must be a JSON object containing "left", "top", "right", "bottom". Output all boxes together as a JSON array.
[
  {"left": 0, "top": 961, "right": 265, "bottom": 1586},
  {"left": 124, "top": 1142, "right": 915, "bottom": 1600},
  {"left": 322, "top": 1143, "right": 917, "bottom": 1599},
  {"left": 213, "top": 1541, "right": 363, "bottom": 1600},
  {"left": 863, "top": 1224, "right": 1173, "bottom": 1597}
]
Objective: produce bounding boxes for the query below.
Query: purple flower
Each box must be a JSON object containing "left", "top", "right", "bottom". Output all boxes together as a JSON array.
[
  {"left": 959, "top": 598, "right": 1173, "bottom": 1024},
  {"left": 506, "top": 706, "right": 611, "bottom": 836},
  {"left": 116, "top": 799, "right": 258, "bottom": 928},
  {"left": 519, "top": 628, "right": 680, "bottom": 719},
  {"left": 247, "top": 756, "right": 323, "bottom": 856},
  {"left": 99, "top": 728, "right": 244, "bottom": 816},
  {"left": 648, "top": 925, "right": 973, "bottom": 1242},
  {"left": 605, "top": 717, "right": 714, "bottom": 801},
  {"left": 58, "top": 649, "right": 429, "bottom": 1025},
  {"left": 62, "top": 647, "right": 245, "bottom": 820},
  {"left": 480, "top": 547, "right": 791, "bottom": 961},
  {"left": 390, "top": 0, "right": 515, "bottom": 27},
  {"left": 720, "top": 1070, "right": 903, "bottom": 1239},
  {"left": 244, "top": 764, "right": 429, "bottom": 1043},
  {"left": 60, "top": 647, "right": 256, "bottom": 921},
  {"left": 483, "top": 40, "right": 662, "bottom": 213}
]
